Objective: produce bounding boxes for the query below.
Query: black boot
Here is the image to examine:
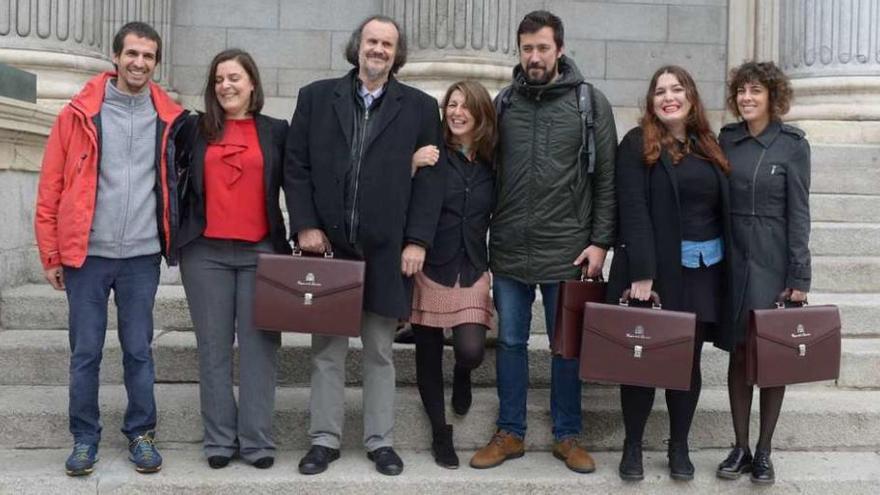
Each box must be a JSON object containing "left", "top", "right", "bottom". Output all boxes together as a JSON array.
[
  {"left": 751, "top": 449, "right": 775, "bottom": 484},
  {"left": 432, "top": 424, "right": 459, "bottom": 469},
  {"left": 618, "top": 438, "right": 644, "bottom": 481},
  {"left": 451, "top": 366, "right": 472, "bottom": 416},
  {"left": 716, "top": 446, "right": 752, "bottom": 479},
  {"left": 667, "top": 440, "right": 695, "bottom": 481}
]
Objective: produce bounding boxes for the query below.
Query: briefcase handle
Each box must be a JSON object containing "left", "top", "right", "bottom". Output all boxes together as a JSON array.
[
  {"left": 292, "top": 245, "right": 334, "bottom": 259},
  {"left": 619, "top": 289, "right": 662, "bottom": 309},
  {"left": 774, "top": 289, "right": 808, "bottom": 309}
]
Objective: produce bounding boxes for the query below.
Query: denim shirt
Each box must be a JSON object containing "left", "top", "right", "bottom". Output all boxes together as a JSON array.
[{"left": 681, "top": 237, "right": 724, "bottom": 268}]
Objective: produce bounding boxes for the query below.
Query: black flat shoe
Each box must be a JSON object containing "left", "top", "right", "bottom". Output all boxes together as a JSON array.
[
  {"left": 751, "top": 449, "right": 775, "bottom": 484},
  {"left": 618, "top": 439, "right": 644, "bottom": 481},
  {"left": 367, "top": 446, "right": 404, "bottom": 476},
  {"left": 432, "top": 425, "right": 459, "bottom": 469},
  {"left": 298, "top": 445, "right": 340, "bottom": 475},
  {"left": 451, "top": 366, "right": 472, "bottom": 416},
  {"left": 667, "top": 440, "right": 695, "bottom": 481},
  {"left": 252, "top": 456, "right": 274, "bottom": 469},
  {"left": 716, "top": 446, "right": 752, "bottom": 479},
  {"left": 207, "top": 455, "right": 230, "bottom": 469}
]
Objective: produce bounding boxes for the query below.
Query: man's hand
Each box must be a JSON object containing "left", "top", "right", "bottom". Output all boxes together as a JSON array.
[
  {"left": 411, "top": 145, "right": 440, "bottom": 176},
  {"left": 629, "top": 279, "right": 653, "bottom": 301},
  {"left": 573, "top": 245, "right": 607, "bottom": 278},
  {"left": 401, "top": 244, "right": 426, "bottom": 276},
  {"left": 297, "top": 228, "right": 329, "bottom": 254},
  {"left": 44, "top": 267, "right": 65, "bottom": 291}
]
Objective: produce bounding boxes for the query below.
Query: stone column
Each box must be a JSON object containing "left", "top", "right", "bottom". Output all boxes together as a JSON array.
[{"left": 383, "top": 0, "right": 518, "bottom": 98}]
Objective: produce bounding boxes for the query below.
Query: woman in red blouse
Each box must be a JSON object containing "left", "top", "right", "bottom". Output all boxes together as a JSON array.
[{"left": 175, "top": 49, "right": 290, "bottom": 470}]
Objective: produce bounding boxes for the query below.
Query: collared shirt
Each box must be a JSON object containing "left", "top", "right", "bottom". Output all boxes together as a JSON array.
[
  {"left": 357, "top": 81, "right": 386, "bottom": 109},
  {"left": 681, "top": 238, "right": 724, "bottom": 268}
]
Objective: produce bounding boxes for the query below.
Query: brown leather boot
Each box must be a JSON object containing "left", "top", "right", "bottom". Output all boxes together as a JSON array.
[
  {"left": 552, "top": 437, "right": 596, "bottom": 473},
  {"left": 469, "top": 430, "right": 525, "bottom": 469}
]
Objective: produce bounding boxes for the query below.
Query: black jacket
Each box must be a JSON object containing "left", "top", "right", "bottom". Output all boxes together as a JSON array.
[
  {"left": 423, "top": 150, "right": 494, "bottom": 287},
  {"left": 284, "top": 70, "right": 445, "bottom": 319},
  {"left": 607, "top": 127, "right": 734, "bottom": 346},
  {"left": 175, "top": 113, "right": 292, "bottom": 255}
]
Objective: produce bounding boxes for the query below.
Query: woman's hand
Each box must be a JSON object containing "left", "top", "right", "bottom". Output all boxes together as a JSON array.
[
  {"left": 411, "top": 145, "right": 440, "bottom": 176},
  {"left": 629, "top": 279, "right": 653, "bottom": 301},
  {"left": 401, "top": 244, "right": 426, "bottom": 276},
  {"left": 789, "top": 289, "right": 808, "bottom": 303}
]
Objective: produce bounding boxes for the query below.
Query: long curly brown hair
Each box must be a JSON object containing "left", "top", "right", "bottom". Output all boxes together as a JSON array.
[
  {"left": 640, "top": 65, "right": 728, "bottom": 174},
  {"left": 440, "top": 80, "right": 497, "bottom": 164}
]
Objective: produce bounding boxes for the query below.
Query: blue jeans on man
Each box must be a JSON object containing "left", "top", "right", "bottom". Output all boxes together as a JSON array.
[
  {"left": 64, "top": 254, "right": 161, "bottom": 445},
  {"left": 493, "top": 274, "right": 582, "bottom": 440}
]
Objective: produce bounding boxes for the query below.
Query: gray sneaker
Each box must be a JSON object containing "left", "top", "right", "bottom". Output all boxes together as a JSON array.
[{"left": 128, "top": 432, "right": 162, "bottom": 473}]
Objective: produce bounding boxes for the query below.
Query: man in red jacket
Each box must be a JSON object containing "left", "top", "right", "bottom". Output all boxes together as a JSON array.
[{"left": 34, "top": 21, "right": 185, "bottom": 476}]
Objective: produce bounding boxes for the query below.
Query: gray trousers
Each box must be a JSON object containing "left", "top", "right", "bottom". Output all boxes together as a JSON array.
[
  {"left": 180, "top": 237, "right": 280, "bottom": 462},
  {"left": 309, "top": 311, "right": 397, "bottom": 451}
]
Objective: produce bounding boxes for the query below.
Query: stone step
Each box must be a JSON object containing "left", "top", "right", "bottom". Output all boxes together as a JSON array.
[
  {"left": 1, "top": 330, "right": 876, "bottom": 389},
  {"left": 812, "top": 256, "right": 880, "bottom": 293},
  {"left": 811, "top": 292, "right": 880, "bottom": 337},
  {"left": 811, "top": 193, "right": 880, "bottom": 223},
  {"left": 1, "top": 385, "right": 878, "bottom": 451},
  {"left": 1, "top": 447, "right": 877, "bottom": 495},
  {"left": 810, "top": 222, "right": 880, "bottom": 256},
  {"left": 811, "top": 144, "right": 880, "bottom": 195}
]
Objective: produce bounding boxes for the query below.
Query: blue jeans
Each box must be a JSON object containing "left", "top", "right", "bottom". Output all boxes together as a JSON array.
[
  {"left": 493, "top": 274, "right": 582, "bottom": 440},
  {"left": 64, "top": 254, "right": 161, "bottom": 445}
]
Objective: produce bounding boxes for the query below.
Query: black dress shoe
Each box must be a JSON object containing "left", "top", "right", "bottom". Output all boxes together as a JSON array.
[
  {"left": 618, "top": 439, "right": 644, "bottom": 481},
  {"left": 751, "top": 449, "right": 775, "bottom": 484},
  {"left": 298, "top": 445, "right": 340, "bottom": 475},
  {"left": 252, "top": 456, "right": 274, "bottom": 469},
  {"left": 367, "top": 446, "right": 404, "bottom": 476},
  {"left": 207, "top": 455, "right": 230, "bottom": 469},
  {"left": 716, "top": 446, "right": 752, "bottom": 479},
  {"left": 431, "top": 425, "right": 459, "bottom": 469},
  {"left": 667, "top": 440, "right": 695, "bottom": 481},
  {"left": 451, "top": 366, "right": 472, "bottom": 416}
]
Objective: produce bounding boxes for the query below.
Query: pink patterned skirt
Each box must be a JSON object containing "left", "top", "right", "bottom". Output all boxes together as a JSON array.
[{"left": 409, "top": 271, "right": 494, "bottom": 329}]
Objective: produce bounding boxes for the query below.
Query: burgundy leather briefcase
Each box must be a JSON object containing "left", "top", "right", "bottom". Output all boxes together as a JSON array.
[
  {"left": 580, "top": 292, "right": 696, "bottom": 391},
  {"left": 253, "top": 251, "right": 365, "bottom": 337},
  {"left": 746, "top": 301, "right": 841, "bottom": 387},
  {"left": 551, "top": 276, "right": 607, "bottom": 359}
]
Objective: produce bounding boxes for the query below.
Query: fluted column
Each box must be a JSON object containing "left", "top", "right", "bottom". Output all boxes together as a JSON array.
[{"left": 384, "top": 0, "right": 518, "bottom": 98}]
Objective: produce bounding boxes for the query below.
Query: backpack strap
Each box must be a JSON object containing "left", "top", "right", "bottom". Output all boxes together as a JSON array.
[
  {"left": 495, "top": 85, "right": 513, "bottom": 121},
  {"left": 576, "top": 81, "right": 596, "bottom": 174}
]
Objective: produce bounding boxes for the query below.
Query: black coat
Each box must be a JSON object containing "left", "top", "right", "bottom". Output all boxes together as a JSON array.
[
  {"left": 423, "top": 150, "right": 494, "bottom": 287},
  {"left": 175, "top": 113, "right": 292, "bottom": 255},
  {"left": 284, "top": 71, "right": 445, "bottom": 319},
  {"left": 607, "top": 127, "right": 734, "bottom": 346}
]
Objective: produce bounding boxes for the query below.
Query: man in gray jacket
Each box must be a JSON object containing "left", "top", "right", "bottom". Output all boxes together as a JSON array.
[{"left": 470, "top": 10, "right": 617, "bottom": 472}]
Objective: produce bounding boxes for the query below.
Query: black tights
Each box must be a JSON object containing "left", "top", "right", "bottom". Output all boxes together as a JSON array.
[
  {"left": 413, "top": 323, "right": 487, "bottom": 433},
  {"left": 727, "top": 343, "right": 785, "bottom": 452},
  {"left": 620, "top": 325, "right": 706, "bottom": 444}
]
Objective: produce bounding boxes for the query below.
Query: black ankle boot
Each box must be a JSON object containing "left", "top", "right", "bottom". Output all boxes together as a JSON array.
[
  {"left": 618, "top": 439, "right": 644, "bottom": 481},
  {"left": 667, "top": 440, "right": 695, "bottom": 481},
  {"left": 716, "top": 445, "right": 752, "bottom": 479},
  {"left": 751, "top": 449, "right": 775, "bottom": 484},
  {"left": 451, "top": 367, "right": 472, "bottom": 416},
  {"left": 431, "top": 424, "right": 459, "bottom": 469}
]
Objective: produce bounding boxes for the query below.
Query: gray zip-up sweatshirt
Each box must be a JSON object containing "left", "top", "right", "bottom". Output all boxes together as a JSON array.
[{"left": 87, "top": 79, "right": 160, "bottom": 259}]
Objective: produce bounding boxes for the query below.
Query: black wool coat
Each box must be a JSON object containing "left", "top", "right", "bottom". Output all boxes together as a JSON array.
[
  {"left": 175, "top": 113, "right": 292, "bottom": 255},
  {"left": 606, "top": 127, "right": 734, "bottom": 347},
  {"left": 284, "top": 71, "right": 445, "bottom": 319}
]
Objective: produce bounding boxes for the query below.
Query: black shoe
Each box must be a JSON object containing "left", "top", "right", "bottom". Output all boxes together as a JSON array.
[
  {"left": 716, "top": 446, "right": 752, "bottom": 479},
  {"left": 431, "top": 425, "right": 460, "bottom": 469},
  {"left": 207, "top": 455, "right": 231, "bottom": 469},
  {"left": 367, "top": 446, "right": 404, "bottom": 476},
  {"left": 394, "top": 325, "right": 415, "bottom": 344},
  {"left": 667, "top": 440, "right": 695, "bottom": 481},
  {"left": 751, "top": 449, "right": 775, "bottom": 484},
  {"left": 298, "top": 445, "right": 340, "bottom": 475},
  {"left": 618, "top": 439, "right": 644, "bottom": 481},
  {"left": 451, "top": 367, "right": 472, "bottom": 416},
  {"left": 252, "top": 456, "right": 274, "bottom": 469}
]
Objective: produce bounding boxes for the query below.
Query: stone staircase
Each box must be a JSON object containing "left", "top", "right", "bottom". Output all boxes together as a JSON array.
[{"left": 0, "top": 142, "right": 878, "bottom": 492}]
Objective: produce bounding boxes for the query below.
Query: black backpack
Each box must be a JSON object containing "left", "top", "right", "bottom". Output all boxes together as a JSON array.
[{"left": 494, "top": 81, "right": 597, "bottom": 173}]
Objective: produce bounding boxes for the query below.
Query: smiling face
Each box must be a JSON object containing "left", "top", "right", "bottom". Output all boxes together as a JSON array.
[
  {"left": 214, "top": 59, "right": 254, "bottom": 119},
  {"left": 444, "top": 89, "right": 476, "bottom": 146},
  {"left": 652, "top": 72, "right": 692, "bottom": 133},
  {"left": 112, "top": 34, "right": 158, "bottom": 94},
  {"left": 736, "top": 80, "right": 770, "bottom": 125},
  {"left": 358, "top": 19, "right": 398, "bottom": 83},
  {"left": 518, "top": 26, "right": 563, "bottom": 85}
]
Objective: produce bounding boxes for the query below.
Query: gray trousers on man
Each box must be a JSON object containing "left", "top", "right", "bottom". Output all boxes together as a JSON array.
[
  {"left": 180, "top": 237, "right": 280, "bottom": 462},
  {"left": 309, "top": 312, "right": 397, "bottom": 451}
]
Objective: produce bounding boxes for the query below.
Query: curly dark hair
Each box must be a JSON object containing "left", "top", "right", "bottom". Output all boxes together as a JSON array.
[{"left": 727, "top": 61, "right": 793, "bottom": 121}]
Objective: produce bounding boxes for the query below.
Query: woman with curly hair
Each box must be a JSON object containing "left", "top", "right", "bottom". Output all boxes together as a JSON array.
[
  {"left": 607, "top": 65, "right": 731, "bottom": 481},
  {"left": 715, "top": 61, "right": 811, "bottom": 485}
]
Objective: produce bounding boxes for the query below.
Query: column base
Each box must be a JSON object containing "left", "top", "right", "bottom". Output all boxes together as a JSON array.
[{"left": 397, "top": 58, "right": 513, "bottom": 100}]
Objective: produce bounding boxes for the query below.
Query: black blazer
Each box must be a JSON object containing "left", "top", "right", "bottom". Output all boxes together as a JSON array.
[
  {"left": 284, "top": 71, "right": 445, "bottom": 319},
  {"left": 175, "top": 113, "right": 292, "bottom": 255},
  {"left": 423, "top": 150, "right": 494, "bottom": 287}
]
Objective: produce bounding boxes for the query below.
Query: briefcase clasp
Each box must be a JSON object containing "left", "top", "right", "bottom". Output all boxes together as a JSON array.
[
  {"left": 633, "top": 345, "right": 643, "bottom": 358},
  {"left": 304, "top": 293, "right": 313, "bottom": 305},
  {"left": 798, "top": 344, "right": 806, "bottom": 357}
]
